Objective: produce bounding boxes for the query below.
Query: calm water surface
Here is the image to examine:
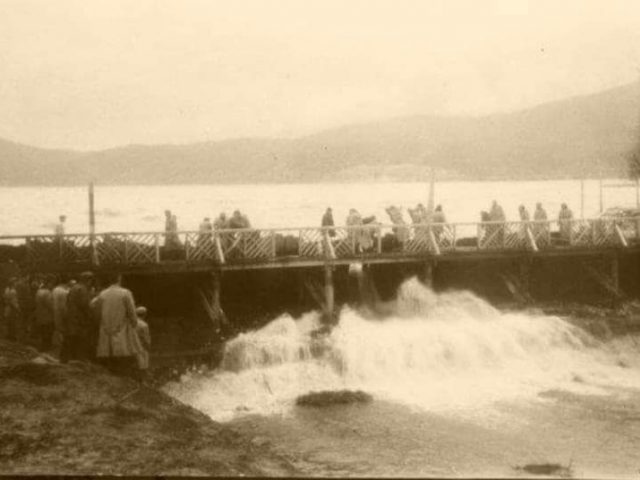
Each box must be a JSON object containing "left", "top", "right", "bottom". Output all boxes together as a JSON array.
[{"left": 0, "top": 179, "right": 637, "bottom": 236}]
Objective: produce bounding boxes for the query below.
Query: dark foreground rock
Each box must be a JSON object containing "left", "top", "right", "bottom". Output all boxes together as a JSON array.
[
  {"left": 514, "top": 462, "right": 572, "bottom": 477},
  {"left": 296, "top": 389, "right": 373, "bottom": 407},
  {"left": 0, "top": 340, "right": 297, "bottom": 476}
]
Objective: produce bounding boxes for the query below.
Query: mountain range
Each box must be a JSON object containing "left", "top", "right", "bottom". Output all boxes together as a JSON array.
[{"left": 1, "top": 81, "right": 639, "bottom": 185}]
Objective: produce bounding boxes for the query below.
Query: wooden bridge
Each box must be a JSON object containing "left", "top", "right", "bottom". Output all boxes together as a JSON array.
[{"left": 0, "top": 217, "right": 637, "bottom": 274}]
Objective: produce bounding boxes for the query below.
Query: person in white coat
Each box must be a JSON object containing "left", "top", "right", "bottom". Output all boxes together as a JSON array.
[{"left": 93, "top": 273, "right": 143, "bottom": 377}]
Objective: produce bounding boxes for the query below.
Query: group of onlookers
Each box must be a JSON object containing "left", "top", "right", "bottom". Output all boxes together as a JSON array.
[
  {"left": 319, "top": 204, "right": 449, "bottom": 252},
  {"left": 318, "top": 201, "right": 576, "bottom": 251},
  {"left": 2, "top": 272, "right": 151, "bottom": 379},
  {"left": 163, "top": 210, "right": 253, "bottom": 249}
]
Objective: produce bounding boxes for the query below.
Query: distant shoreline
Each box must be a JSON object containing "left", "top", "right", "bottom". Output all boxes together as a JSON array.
[{"left": 0, "top": 176, "right": 635, "bottom": 188}]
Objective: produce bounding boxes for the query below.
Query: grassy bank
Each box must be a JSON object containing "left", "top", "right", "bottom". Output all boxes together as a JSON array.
[{"left": 0, "top": 340, "right": 298, "bottom": 476}]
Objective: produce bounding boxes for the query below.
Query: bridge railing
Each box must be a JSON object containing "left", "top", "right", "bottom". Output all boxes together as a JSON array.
[{"left": 0, "top": 217, "right": 635, "bottom": 269}]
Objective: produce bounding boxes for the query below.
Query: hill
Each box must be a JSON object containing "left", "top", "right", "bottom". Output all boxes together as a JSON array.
[{"left": 1, "top": 82, "right": 639, "bottom": 185}]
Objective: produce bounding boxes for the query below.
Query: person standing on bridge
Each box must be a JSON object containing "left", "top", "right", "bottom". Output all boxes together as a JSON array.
[
  {"left": 322, "top": 208, "right": 336, "bottom": 238},
  {"left": 432, "top": 205, "right": 447, "bottom": 244},
  {"left": 488, "top": 200, "right": 506, "bottom": 248},
  {"left": 55, "top": 215, "right": 66, "bottom": 237},
  {"left": 213, "top": 212, "right": 228, "bottom": 230},
  {"left": 518, "top": 204, "right": 531, "bottom": 243},
  {"left": 94, "top": 273, "right": 143, "bottom": 378},
  {"left": 558, "top": 203, "right": 574, "bottom": 243},
  {"left": 197, "top": 217, "right": 213, "bottom": 249},
  {"left": 533, "top": 203, "right": 549, "bottom": 245}
]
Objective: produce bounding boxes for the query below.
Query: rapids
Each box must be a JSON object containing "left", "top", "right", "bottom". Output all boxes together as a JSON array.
[
  {"left": 165, "top": 279, "right": 640, "bottom": 422},
  {"left": 164, "top": 279, "right": 640, "bottom": 477}
]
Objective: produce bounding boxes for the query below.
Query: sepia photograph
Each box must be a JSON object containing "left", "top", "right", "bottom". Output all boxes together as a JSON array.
[{"left": 2, "top": 0, "right": 640, "bottom": 477}]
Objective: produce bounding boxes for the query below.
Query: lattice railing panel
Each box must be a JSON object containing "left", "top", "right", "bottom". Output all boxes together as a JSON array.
[
  {"left": 478, "top": 223, "right": 507, "bottom": 250},
  {"left": 569, "top": 220, "right": 592, "bottom": 247},
  {"left": 503, "top": 222, "right": 528, "bottom": 250},
  {"left": 590, "top": 220, "right": 616, "bottom": 247},
  {"left": 60, "top": 235, "right": 92, "bottom": 264},
  {"left": 332, "top": 228, "right": 357, "bottom": 258},
  {"left": 243, "top": 232, "right": 273, "bottom": 260},
  {"left": 96, "top": 235, "right": 126, "bottom": 264},
  {"left": 125, "top": 233, "right": 158, "bottom": 264},
  {"left": 404, "top": 226, "right": 432, "bottom": 254},
  {"left": 530, "top": 221, "right": 552, "bottom": 249},
  {"left": 299, "top": 229, "right": 324, "bottom": 258},
  {"left": 218, "top": 231, "right": 243, "bottom": 259},
  {"left": 434, "top": 224, "right": 455, "bottom": 251},
  {"left": 185, "top": 232, "right": 217, "bottom": 262}
]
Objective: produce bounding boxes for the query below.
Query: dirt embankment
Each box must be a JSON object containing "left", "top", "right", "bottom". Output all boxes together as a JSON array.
[{"left": 0, "top": 341, "right": 298, "bottom": 476}]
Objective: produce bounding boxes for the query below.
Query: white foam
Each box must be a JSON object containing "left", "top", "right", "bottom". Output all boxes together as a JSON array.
[{"left": 164, "top": 278, "right": 640, "bottom": 422}]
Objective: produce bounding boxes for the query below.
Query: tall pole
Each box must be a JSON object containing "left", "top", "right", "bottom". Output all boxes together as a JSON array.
[
  {"left": 599, "top": 177, "right": 603, "bottom": 214},
  {"left": 89, "top": 182, "right": 95, "bottom": 236},
  {"left": 426, "top": 167, "right": 435, "bottom": 222},
  {"left": 89, "top": 182, "right": 97, "bottom": 266},
  {"left": 580, "top": 179, "right": 585, "bottom": 218}
]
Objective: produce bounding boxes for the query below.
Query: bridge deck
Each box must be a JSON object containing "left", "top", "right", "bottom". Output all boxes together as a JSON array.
[{"left": 0, "top": 218, "right": 638, "bottom": 273}]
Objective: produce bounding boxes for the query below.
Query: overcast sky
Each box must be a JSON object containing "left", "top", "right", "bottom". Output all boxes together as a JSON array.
[{"left": 0, "top": 0, "right": 639, "bottom": 150}]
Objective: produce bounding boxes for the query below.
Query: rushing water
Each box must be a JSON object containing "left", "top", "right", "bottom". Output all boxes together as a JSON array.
[{"left": 165, "top": 279, "right": 640, "bottom": 478}]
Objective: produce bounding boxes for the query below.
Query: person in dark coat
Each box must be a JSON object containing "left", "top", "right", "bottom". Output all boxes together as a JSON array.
[
  {"left": 61, "top": 272, "right": 94, "bottom": 362},
  {"left": 34, "top": 277, "right": 55, "bottom": 352},
  {"left": 322, "top": 208, "right": 336, "bottom": 237}
]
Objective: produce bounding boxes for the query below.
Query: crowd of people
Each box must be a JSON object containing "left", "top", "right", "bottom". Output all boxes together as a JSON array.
[
  {"left": 48, "top": 201, "right": 576, "bottom": 257},
  {"left": 163, "top": 209, "right": 253, "bottom": 249},
  {"left": 2, "top": 272, "right": 151, "bottom": 380},
  {"left": 319, "top": 201, "right": 576, "bottom": 251}
]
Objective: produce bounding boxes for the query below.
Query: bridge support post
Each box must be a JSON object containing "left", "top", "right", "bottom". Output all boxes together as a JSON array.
[
  {"left": 422, "top": 261, "right": 434, "bottom": 289},
  {"left": 519, "top": 259, "right": 531, "bottom": 299},
  {"left": 322, "top": 264, "right": 335, "bottom": 325},
  {"left": 611, "top": 254, "right": 619, "bottom": 294},
  {"left": 195, "top": 271, "right": 229, "bottom": 341}
]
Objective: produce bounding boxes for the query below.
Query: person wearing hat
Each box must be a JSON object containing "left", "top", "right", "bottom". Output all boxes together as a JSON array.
[
  {"left": 61, "top": 271, "right": 94, "bottom": 362},
  {"left": 135, "top": 306, "right": 151, "bottom": 372}
]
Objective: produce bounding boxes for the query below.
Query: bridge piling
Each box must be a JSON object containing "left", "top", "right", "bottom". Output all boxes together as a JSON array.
[{"left": 323, "top": 265, "right": 335, "bottom": 325}]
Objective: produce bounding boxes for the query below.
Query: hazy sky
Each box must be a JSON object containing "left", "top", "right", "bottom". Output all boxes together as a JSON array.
[{"left": 0, "top": 0, "right": 639, "bottom": 150}]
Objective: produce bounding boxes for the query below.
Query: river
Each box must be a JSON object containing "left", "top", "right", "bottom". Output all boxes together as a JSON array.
[
  {"left": 164, "top": 279, "right": 640, "bottom": 478},
  {"left": 3, "top": 180, "right": 640, "bottom": 477}
]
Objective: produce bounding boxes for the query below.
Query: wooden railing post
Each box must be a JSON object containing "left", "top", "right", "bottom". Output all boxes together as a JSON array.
[
  {"left": 154, "top": 234, "right": 160, "bottom": 263},
  {"left": 452, "top": 224, "right": 457, "bottom": 251},
  {"left": 271, "top": 231, "right": 276, "bottom": 259}
]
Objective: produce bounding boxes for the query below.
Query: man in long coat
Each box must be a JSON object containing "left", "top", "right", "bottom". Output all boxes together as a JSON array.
[{"left": 93, "top": 273, "right": 142, "bottom": 377}]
